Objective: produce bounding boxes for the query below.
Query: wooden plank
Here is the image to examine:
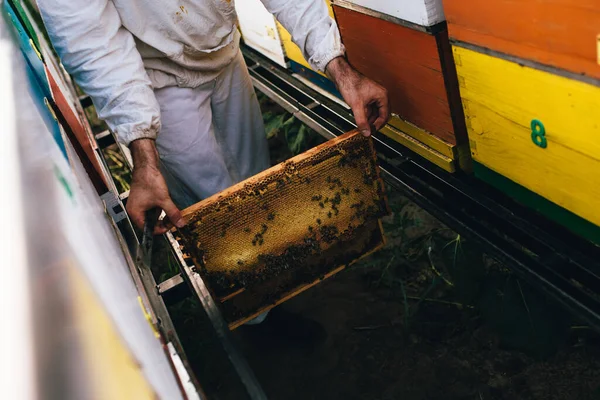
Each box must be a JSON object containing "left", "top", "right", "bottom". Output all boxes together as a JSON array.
[
  {"left": 387, "top": 114, "right": 454, "bottom": 158},
  {"left": 47, "top": 69, "right": 108, "bottom": 193},
  {"left": 455, "top": 45, "right": 600, "bottom": 227},
  {"left": 20, "top": 0, "right": 108, "bottom": 192},
  {"left": 386, "top": 110, "right": 470, "bottom": 174},
  {"left": 380, "top": 125, "right": 455, "bottom": 173},
  {"left": 444, "top": 0, "right": 600, "bottom": 80},
  {"left": 437, "top": 28, "right": 469, "bottom": 145},
  {"left": 332, "top": 0, "right": 445, "bottom": 27},
  {"left": 7, "top": 0, "right": 41, "bottom": 54},
  {"left": 334, "top": 5, "right": 459, "bottom": 144},
  {"left": 236, "top": 0, "right": 286, "bottom": 67}
]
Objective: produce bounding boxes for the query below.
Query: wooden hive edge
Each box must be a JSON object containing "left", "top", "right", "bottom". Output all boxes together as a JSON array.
[
  {"left": 179, "top": 130, "right": 362, "bottom": 220},
  {"left": 331, "top": 0, "right": 447, "bottom": 34},
  {"left": 387, "top": 114, "right": 455, "bottom": 157},
  {"left": 380, "top": 124, "right": 458, "bottom": 173},
  {"left": 451, "top": 40, "right": 600, "bottom": 88}
]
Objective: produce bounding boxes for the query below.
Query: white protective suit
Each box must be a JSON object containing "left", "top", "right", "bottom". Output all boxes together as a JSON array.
[{"left": 38, "top": 0, "right": 344, "bottom": 209}]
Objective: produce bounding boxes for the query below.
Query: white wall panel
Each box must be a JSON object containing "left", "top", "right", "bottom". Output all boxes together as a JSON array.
[{"left": 337, "top": 0, "right": 445, "bottom": 26}]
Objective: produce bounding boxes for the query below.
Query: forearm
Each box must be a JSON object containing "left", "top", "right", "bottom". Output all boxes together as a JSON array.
[
  {"left": 130, "top": 139, "right": 160, "bottom": 170},
  {"left": 325, "top": 56, "right": 354, "bottom": 87}
]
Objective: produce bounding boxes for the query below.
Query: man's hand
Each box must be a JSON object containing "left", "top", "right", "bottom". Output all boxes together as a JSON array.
[
  {"left": 127, "top": 139, "right": 185, "bottom": 234},
  {"left": 326, "top": 57, "right": 389, "bottom": 137}
]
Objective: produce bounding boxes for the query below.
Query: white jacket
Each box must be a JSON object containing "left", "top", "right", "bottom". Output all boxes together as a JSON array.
[{"left": 37, "top": 0, "right": 344, "bottom": 145}]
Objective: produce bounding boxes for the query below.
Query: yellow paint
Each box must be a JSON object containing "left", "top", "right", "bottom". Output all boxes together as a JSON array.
[
  {"left": 382, "top": 115, "right": 472, "bottom": 172},
  {"left": 380, "top": 125, "right": 455, "bottom": 172},
  {"left": 276, "top": 1, "right": 334, "bottom": 77},
  {"left": 138, "top": 296, "right": 160, "bottom": 339},
  {"left": 388, "top": 114, "right": 455, "bottom": 158},
  {"left": 29, "top": 38, "right": 42, "bottom": 61},
  {"left": 68, "top": 262, "right": 157, "bottom": 399},
  {"left": 454, "top": 45, "right": 600, "bottom": 226},
  {"left": 597, "top": 34, "right": 600, "bottom": 65},
  {"left": 43, "top": 97, "right": 57, "bottom": 121}
]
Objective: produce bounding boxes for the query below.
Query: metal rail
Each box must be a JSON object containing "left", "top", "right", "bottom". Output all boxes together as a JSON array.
[{"left": 240, "top": 45, "right": 600, "bottom": 331}]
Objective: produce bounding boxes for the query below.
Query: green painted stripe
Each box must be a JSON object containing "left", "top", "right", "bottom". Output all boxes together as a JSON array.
[
  {"left": 7, "top": 0, "right": 41, "bottom": 55},
  {"left": 473, "top": 162, "right": 600, "bottom": 245}
]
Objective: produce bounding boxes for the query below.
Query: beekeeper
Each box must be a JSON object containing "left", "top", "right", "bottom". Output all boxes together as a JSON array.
[{"left": 38, "top": 0, "right": 389, "bottom": 233}]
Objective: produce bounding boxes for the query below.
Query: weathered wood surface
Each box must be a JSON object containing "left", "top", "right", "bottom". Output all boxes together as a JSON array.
[
  {"left": 236, "top": 0, "right": 286, "bottom": 67},
  {"left": 334, "top": 5, "right": 466, "bottom": 145},
  {"left": 455, "top": 46, "right": 600, "bottom": 227},
  {"left": 333, "top": 0, "right": 446, "bottom": 26},
  {"left": 444, "top": 0, "right": 600, "bottom": 80}
]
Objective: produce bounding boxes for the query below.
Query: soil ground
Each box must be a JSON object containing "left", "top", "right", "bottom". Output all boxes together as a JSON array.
[{"left": 230, "top": 186, "right": 600, "bottom": 400}]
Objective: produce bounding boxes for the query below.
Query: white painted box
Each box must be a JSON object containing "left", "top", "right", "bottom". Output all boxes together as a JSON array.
[
  {"left": 235, "top": 0, "right": 287, "bottom": 67},
  {"left": 334, "top": 0, "right": 446, "bottom": 27}
]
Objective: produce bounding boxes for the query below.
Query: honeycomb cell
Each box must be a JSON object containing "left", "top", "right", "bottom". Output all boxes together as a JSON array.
[{"left": 176, "top": 130, "right": 389, "bottom": 328}]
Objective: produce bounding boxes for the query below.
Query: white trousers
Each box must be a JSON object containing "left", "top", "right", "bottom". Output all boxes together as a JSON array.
[
  {"left": 154, "top": 51, "right": 270, "bottom": 325},
  {"left": 154, "top": 51, "right": 270, "bottom": 209}
]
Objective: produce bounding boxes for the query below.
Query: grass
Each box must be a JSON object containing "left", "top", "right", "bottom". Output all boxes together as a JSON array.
[
  {"left": 104, "top": 146, "right": 131, "bottom": 193},
  {"left": 259, "top": 92, "right": 324, "bottom": 162}
]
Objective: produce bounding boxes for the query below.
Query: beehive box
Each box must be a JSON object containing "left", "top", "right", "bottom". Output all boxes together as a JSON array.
[
  {"left": 175, "top": 131, "right": 389, "bottom": 328},
  {"left": 454, "top": 46, "right": 600, "bottom": 243},
  {"left": 337, "top": 0, "right": 445, "bottom": 26},
  {"left": 443, "top": 0, "right": 600, "bottom": 242},
  {"left": 332, "top": 1, "right": 469, "bottom": 172},
  {"left": 6, "top": 0, "right": 107, "bottom": 191},
  {"left": 443, "top": 0, "right": 600, "bottom": 80},
  {"left": 235, "top": 0, "right": 287, "bottom": 67}
]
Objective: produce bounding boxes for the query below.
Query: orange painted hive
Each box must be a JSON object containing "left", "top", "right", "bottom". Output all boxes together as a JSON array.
[
  {"left": 443, "top": 0, "right": 600, "bottom": 80},
  {"left": 333, "top": 4, "right": 467, "bottom": 146}
]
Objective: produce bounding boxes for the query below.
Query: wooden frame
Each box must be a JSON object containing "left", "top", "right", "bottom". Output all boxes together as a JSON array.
[{"left": 175, "top": 131, "right": 389, "bottom": 328}]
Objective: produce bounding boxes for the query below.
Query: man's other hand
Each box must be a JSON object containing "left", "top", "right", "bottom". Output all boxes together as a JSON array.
[
  {"left": 127, "top": 139, "right": 185, "bottom": 234},
  {"left": 326, "top": 57, "right": 389, "bottom": 137}
]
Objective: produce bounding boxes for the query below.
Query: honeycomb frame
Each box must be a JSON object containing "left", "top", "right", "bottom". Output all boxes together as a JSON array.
[{"left": 175, "top": 130, "right": 389, "bottom": 328}]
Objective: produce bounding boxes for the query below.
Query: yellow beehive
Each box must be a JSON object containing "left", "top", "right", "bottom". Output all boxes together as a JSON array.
[{"left": 454, "top": 46, "right": 600, "bottom": 229}]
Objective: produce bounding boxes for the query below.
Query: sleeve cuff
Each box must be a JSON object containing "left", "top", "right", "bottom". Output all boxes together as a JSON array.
[
  {"left": 308, "top": 20, "right": 346, "bottom": 73},
  {"left": 117, "top": 123, "right": 160, "bottom": 147}
]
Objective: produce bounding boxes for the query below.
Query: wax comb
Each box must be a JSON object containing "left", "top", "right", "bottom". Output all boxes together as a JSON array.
[{"left": 175, "top": 130, "right": 389, "bottom": 328}]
